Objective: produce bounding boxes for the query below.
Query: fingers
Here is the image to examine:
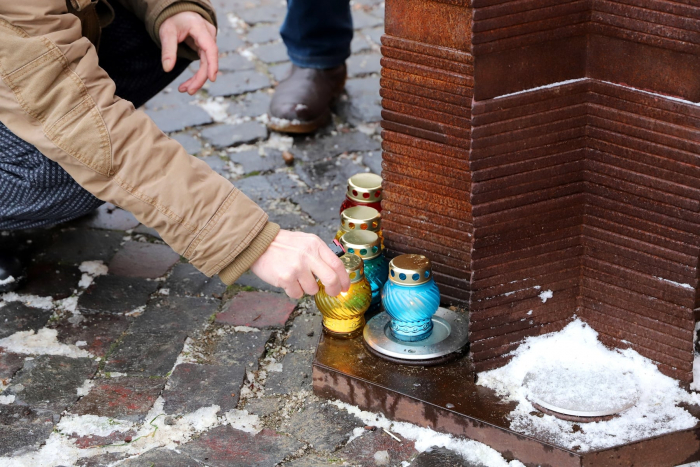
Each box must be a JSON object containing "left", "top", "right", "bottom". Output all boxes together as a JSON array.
[
  {"left": 283, "top": 281, "right": 304, "bottom": 300},
  {"left": 309, "top": 257, "right": 340, "bottom": 296},
  {"left": 298, "top": 270, "right": 320, "bottom": 297},
  {"left": 318, "top": 242, "right": 351, "bottom": 292},
  {"left": 190, "top": 25, "right": 219, "bottom": 82},
  {"left": 179, "top": 50, "right": 209, "bottom": 94},
  {"left": 159, "top": 22, "right": 178, "bottom": 72}
]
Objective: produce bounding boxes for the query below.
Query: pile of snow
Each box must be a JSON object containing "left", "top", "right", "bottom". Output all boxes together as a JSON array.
[
  {"left": 78, "top": 260, "right": 108, "bottom": 289},
  {"left": 224, "top": 409, "right": 261, "bottom": 434},
  {"left": 0, "top": 329, "right": 92, "bottom": 358},
  {"left": 332, "top": 401, "right": 525, "bottom": 467},
  {"left": 478, "top": 319, "right": 700, "bottom": 451},
  {"left": 1, "top": 292, "right": 53, "bottom": 310}
]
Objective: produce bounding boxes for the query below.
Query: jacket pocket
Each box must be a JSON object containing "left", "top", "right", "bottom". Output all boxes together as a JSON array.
[{"left": 0, "top": 19, "right": 112, "bottom": 176}]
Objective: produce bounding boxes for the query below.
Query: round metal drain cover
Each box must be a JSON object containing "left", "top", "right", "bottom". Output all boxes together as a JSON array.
[
  {"left": 524, "top": 366, "right": 639, "bottom": 420},
  {"left": 363, "top": 308, "right": 468, "bottom": 363}
]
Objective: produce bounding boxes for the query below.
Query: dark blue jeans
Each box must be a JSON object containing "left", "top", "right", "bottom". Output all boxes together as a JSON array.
[{"left": 281, "top": 0, "right": 353, "bottom": 69}]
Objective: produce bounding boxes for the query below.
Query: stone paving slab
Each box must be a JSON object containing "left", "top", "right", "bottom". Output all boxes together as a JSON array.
[
  {"left": 165, "top": 263, "right": 227, "bottom": 298},
  {"left": 286, "top": 314, "right": 322, "bottom": 351},
  {"left": 108, "top": 242, "right": 181, "bottom": 279},
  {"left": 162, "top": 363, "right": 246, "bottom": 414},
  {"left": 0, "top": 422, "right": 55, "bottom": 457},
  {"left": 217, "top": 291, "right": 296, "bottom": 328},
  {"left": 0, "top": 302, "right": 52, "bottom": 339},
  {"left": 202, "top": 121, "right": 269, "bottom": 148},
  {"left": 0, "top": 349, "right": 24, "bottom": 385},
  {"left": 78, "top": 275, "right": 159, "bottom": 314},
  {"left": 410, "top": 447, "right": 488, "bottom": 467},
  {"left": 208, "top": 70, "right": 272, "bottom": 97},
  {"left": 118, "top": 448, "right": 204, "bottom": 466},
  {"left": 104, "top": 330, "right": 187, "bottom": 377},
  {"left": 130, "top": 296, "right": 219, "bottom": 335},
  {"left": 181, "top": 425, "right": 303, "bottom": 467},
  {"left": 39, "top": 229, "right": 123, "bottom": 265},
  {"left": 228, "top": 91, "right": 273, "bottom": 118},
  {"left": 284, "top": 454, "right": 344, "bottom": 466},
  {"left": 71, "top": 376, "right": 165, "bottom": 422},
  {"left": 5, "top": 355, "right": 97, "bottom": 416},
  {"left": 211, "top": 329, "right": 272, "bottom": 369},
  {"left": 265, "top": 351, "right": 314, "bottom": 395},
  {"left": 53, "top": 314, "right": 131, "bottom": 357},
  {"left": 339, "top": 428, "right": 418, "bottom": 466},
  {"left": 282, "top": 401, "right": 364, "bottom": 452},
  {"left": 21, "top": 263, "right": 81, "bottom": 300}
]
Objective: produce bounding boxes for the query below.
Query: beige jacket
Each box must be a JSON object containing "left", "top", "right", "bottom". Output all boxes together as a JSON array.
[{"left": 0, "top": 0, "right": 279, "bottom": 284}]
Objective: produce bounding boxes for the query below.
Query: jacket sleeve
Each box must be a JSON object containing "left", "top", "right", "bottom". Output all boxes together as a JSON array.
[
  {"left": 0, "top": 1, "right": 275, "bottom": 282},
  {"left": 114, "top": 0, "right": 218, "bottom": 60}
]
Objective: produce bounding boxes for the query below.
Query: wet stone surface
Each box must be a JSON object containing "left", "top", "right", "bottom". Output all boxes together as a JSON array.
[{"left": 0, "top": 1, "right": 483, "bottom": 465}]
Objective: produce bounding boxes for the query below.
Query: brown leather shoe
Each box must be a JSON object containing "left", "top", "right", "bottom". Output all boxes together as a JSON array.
[{"left": 268, "top": 64, "right": 347, "bottom": 134}]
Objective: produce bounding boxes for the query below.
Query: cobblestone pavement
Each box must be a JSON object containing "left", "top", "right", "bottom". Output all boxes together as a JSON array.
[{"left": 0, "top": 1, "right": 495, "bottom": 466}]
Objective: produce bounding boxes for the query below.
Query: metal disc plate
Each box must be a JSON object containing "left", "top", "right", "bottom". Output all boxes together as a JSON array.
[
  {"left": 363, "top": 308, "right": 468, "bottom": 360},
  {"left": 524, "top": 367, "right": 640, "bottom": 418}
]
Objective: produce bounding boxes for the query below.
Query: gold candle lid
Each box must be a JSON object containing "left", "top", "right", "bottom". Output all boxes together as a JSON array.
[
  {"left": 340, "top": 230, "right": 382, "bottom": 260},
  {"left": 388, "top": 254, "right": 433, "bottom": 286},
  {"left": 347, "top": 173, "right": 382, "bottom": 203},
  {"left": 339, "top": 206, "right": 381, "bottom": 234},
  {"left": 341, "top": 254, "right": 365, "bottom": 283}
]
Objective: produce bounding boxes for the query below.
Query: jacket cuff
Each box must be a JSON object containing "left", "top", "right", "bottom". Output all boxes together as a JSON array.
[
  {"left": 153, "top": 3, "right": 217, "bottom": 61},
  {"left": 218, "top": 222, "right": 281, "bottom": 285}
]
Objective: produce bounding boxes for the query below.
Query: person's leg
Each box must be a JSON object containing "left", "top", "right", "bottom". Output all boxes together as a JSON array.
[
  {"left": 98, "top": 0, "right": 191, "bottom": 108},
  {"left": 0, "top": 1, "right": 191, "bottom": 290},
  {"left": 280, "top": 0, "right": 353, "bottom": 70},
  {"left": 269, "top": 0, "right": 353, "bottom": 134}
]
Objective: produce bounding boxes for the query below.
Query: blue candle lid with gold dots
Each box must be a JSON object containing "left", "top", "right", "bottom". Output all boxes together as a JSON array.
[
  {"left": 339, "top": 231, "right": 382, "bottom": 260},
  {"left": 388, "top": 254, "right": 433, "bottom": 286},
  {"left": 341, "top": 254, "right": 365, "bottom": 283}
]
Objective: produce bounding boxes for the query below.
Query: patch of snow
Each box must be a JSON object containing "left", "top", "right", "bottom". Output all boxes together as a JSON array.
[
  {"left": 0, "top": 400, "right": 223, "bottom": 467},
  {"left": 197, "top": 97, "right": 229, "bottom": 122},
  {"left": 691, "top": 323, "right": 700, "bottom": 391},
  {"left": 79, "top": 261, "right": 108, "bottom": 277},
  {"left": 57, "top": 414, "right": 133, "bottom": 437},
  {"left": 347, "top": 426, "right": 366, "bottom": 444},
  {"left": 126, "top": 305, "right": 145, "bottom": 317},
  {"left": 78, "top": 274, "right": 94, "bottom": 289},
  {"left": 294, "top": 103, "right": 308, "bottom": 111},
  {"left": 601, "top": 80, "right": 700, "bottom": 108},
  {"left": 374, "top": 450, "right": 390, "bottom": 465},
  {"left": 263, "top": 133, "right": 294, "bottom": 152},
  {"left": 1, "top": 292, "right": 54, "bottom": 310},
  {"left": 75, "top": 341, "right": 87, "bottom": 347},
  {"left": 332, "top": 401, "right": 524, "bottom": 467},
  {"left": 106, "top": 372, "right": 127, "bottom": 378},
  {"left": 224, "top": 409, "right": 261, "bottom": 434},
  {"left": 478, "top": 319, "right": 700, "bottom": 451},
  {"left": 56, "top": 295, "right": 78, "bottom": 313},
  {"left": 233, "top": 326, "right": 259, "bottom": 333},
  {"left": 494, "top": 78, "right": 588, "bottom": 99},
  {"left": 265, "top": 362, "right": 283, "bottom": 372},
  {"left": 158, "top": 288, "right": 170, "bottom": 296},
  {"left": 655, "top": 276, "right": 694, "bottom": 290},
  {"left": 0, "top": 395, "right": 15, "bottom": 404},
  {"left": 0, "top": 329, "right": 92, "bottom": 358},
  {"left": 76, "top": 379, "right": 93, "bottom": 397},
  {"left": 538, "top": 290, "right": 553, "bottom": 303},
  {"left": 0, "top": 276, "right": 15, "bottom": 286}
]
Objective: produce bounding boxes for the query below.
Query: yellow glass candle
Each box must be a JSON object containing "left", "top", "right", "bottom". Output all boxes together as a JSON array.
[
  {"left": 315, "top": 254, "right": 372, "bottom": 336},
  {"left": 334, "top": 206, "right": 384, "bottom": 248}
]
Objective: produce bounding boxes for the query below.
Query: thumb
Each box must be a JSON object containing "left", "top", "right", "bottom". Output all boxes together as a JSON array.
[{"left": 159, "top": 22, "right": 179, "bottom": 72}]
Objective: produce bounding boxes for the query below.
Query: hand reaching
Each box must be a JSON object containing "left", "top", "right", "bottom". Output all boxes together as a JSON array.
[
  {"left": 159, "top": 11, "right": 218, "bottom": 94},
  {"left": 250, "top": 230, "right": 350, "bottom": 299}
]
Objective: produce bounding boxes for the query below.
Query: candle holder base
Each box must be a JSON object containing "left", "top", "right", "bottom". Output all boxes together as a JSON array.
[{"left": 363, "top": 308, "right": 468, "bottom": 364}]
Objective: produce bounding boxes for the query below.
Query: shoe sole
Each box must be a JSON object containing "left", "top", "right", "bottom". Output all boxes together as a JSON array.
[
  {"left": 267, "top": 110, "right": 332, "bottom": 134},
  {"left": 267, "top": 75, "right": 347, "bottom": 134}
]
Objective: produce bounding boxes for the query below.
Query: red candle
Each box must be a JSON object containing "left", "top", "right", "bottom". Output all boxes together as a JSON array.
[{"left": 340, "top": 173, "right": 383, "bottom": 214}]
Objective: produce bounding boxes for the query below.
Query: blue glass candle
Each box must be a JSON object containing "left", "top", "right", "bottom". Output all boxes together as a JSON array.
[
  {"left": 340, "top": 230, "right": 388, "bottom": 309},
  {"left": 381, "top": 254, "right": 440, "bottom": 342}
]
